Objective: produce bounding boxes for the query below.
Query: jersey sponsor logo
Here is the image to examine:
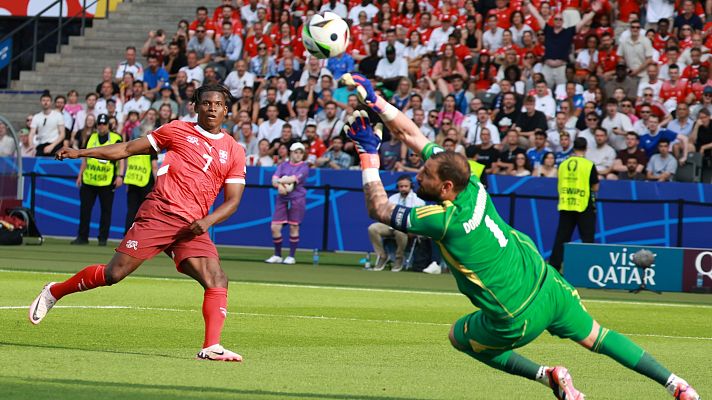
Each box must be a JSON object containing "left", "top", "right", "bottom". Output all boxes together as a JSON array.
[
  {"left": 219, "top": 149, "right": 228, "bottom": 164},
  {"left": 125, "top": 240, "right": 139, "bottom": 250},
  {"left": 186, "top": 135, "right": 199, "bottom": 145},
  {"left": 203, "top": 142, "right": 214, "bottom": 153}
]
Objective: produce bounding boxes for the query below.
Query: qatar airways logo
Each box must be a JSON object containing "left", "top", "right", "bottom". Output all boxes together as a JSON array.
[{"left": 587, "top": 248, "right": 656, "bottom": 288}]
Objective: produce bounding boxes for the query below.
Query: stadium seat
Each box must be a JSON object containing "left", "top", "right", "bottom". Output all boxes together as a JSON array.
[{"left": 675, "top": 153, "right": 702, "bottom": 183}]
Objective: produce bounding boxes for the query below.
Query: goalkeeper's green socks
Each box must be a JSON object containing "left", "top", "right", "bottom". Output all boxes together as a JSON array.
[{"left": 591, "top": 327, "right": 671, "bottom": 386}]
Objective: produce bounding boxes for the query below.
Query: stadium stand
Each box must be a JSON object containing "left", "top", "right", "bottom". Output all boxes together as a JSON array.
[{"left": 2, "top": 0, "right": 712, "bottom": 185}]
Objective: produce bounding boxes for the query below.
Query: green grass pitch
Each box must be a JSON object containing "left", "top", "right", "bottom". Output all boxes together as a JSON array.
[{"left": 1, "top": 239, "right": 711, "bottom": 399}]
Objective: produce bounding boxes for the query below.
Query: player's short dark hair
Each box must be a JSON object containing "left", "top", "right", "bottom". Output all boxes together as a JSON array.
[
  {"left": 40, "top": 90, "right": 52, "bottom": 100},
  {"left": 573, "top": 137, "right": 588, "bottom": 151},
  {"left": 126, "top": 46, "right": 136, "bottom": 52},
  {"left": 196, "top": 6, "right": 208, "bottom": 13},
  {"left": 85, "top": 92, "right": 98, "bottom": 100},
  {"left": 191, "top": 83, "right": 233, "bottom": 108},
  {"left": 430, "top": 150, "right": 470, "bottom": 193},
  {"left": 54, "top": 94, "right": 66, "bottom": 102},
  {"left": 534, "top": 130, "right": 547, "bottom": 138},
  {"left": 658, "top": 138, "right": 671, "bottom": 145},
  {"left": 626, "top": 131, "right": 639, "bottom": 139}
]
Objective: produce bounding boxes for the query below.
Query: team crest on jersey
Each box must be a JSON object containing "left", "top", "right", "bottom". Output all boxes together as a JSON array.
[
  {"left": 219, "top": 149, "right": 228, "bottom": 164},
  {"left": 186, "top": 136, "right": 199, "bottom": 145}
]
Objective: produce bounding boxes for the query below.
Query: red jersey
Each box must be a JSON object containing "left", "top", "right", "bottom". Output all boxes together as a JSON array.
[
  {"left": 243, "top": 34, "right": 274, "bottom": 58},
  {"left": 409, "top": 26, "right": 434, "bottom": 43},
  {"left": 189, "top": 19, "right": 217, "bottom": 33},
  {"left": 682, "top": 62, "right": 708, "bottom": 80},
  {"left": 659, "top": 79, "right": 689, "bottom": 103},
  {"left": 598, "top": 48, "right": 619, "bottom": 73},
  {"left": 307, "top": 137, "right": 327, "bottom": 161},
  {"left": 652, "top": 33, "right": 671, "bottom": 51},
  {"left": 687, "top": 79, "right": 712, "bottom": 101},
  {"left": 146, "top": 120, "right": 246, "bottom": 222},
  {"left": 488, "top": 7, "right": 512, "bottom": 29},
  {"left": 617, "top": 0, "right": 640, "bottom": 22}
]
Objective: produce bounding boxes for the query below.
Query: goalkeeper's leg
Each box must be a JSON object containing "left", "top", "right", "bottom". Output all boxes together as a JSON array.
[
  {"left": 580, "top": 321, "right": 699, "bottom": 399},
  {"left": 548, "top": 269, "right": 700, "bottom": 399},
  {"left": 449, "top": 312, "right": 584, "bottom": 400}
]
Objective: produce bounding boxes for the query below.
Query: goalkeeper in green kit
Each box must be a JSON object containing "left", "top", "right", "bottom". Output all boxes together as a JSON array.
[{"left": 340, "top": 72, "right": 700, "bottom": 400}]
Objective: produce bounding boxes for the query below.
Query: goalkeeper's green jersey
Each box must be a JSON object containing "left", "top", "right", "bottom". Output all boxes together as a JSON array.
[{"left": 407, "top": 144, "right": 547, "bottom": 320}]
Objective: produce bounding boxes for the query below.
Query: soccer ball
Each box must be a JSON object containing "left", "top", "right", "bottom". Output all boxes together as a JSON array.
[
  {"left": 284, "top": 182, "right": 295, "bottom": 193},
  {"left": 302, "top": 12, "right": 350, "bottom": 59}
]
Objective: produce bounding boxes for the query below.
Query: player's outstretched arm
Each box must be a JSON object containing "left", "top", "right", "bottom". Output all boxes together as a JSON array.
[
  {"left": 343, "top": 110, "right": 394, "bottom": 225},
  {"left": 55, "top": 137, "right": 153, "bottom": 161},
  {"left": 341, "top": 73, "right": 430, "bottom": 155}
]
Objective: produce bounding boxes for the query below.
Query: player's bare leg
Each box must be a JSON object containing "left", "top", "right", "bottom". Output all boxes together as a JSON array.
[
  {"left": 29, "top": 252, "right": 144, "bottom": 324},
  {"left": 448, "top": 324, "right": 583, "bottom": 400},
  {"left": 178, "top": 257, "right": 242, "bottom": 362},
  {"left": 578, "top": 320, "right": 700, "bottom": 400}
]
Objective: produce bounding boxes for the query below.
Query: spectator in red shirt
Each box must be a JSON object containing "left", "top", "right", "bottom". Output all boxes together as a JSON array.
[
  {"left": 488, "top": 0, "right": 513, "bottom": 29},
  {"left": 303, "top": 122, "right": 326, "bottom": 166},
  {"left": 244, "top": 21, "right": 274, "bottom": 58},
  {"left": 409, "top": 12, "right": 434, "bottom": 43},
  {"left": 214, "top": 5, "right": 244, "bottom": 40},
  {"left": 597, "top": 32, "right": 620, "bottom": 80},
  {"left": 189, "top": 6, "right": 217, "bottom": 39},
  {"left": 659, "top": 64, "right": 689, "bottom": 108}
]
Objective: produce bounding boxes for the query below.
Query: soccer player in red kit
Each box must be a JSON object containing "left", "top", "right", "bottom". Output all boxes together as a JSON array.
[{"left": 29, "top": 84, "right": 246, "bottom": 362}]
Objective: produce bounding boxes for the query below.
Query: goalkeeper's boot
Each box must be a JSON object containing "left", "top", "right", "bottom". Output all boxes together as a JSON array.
[
  {"left": 196, "top": 344, "right": 242, "bottom": 362},
  {"left": 672, "top": 382, "right": 700, "bottom": 400},
  {"left": 547, "top": 366, "right": 584, "bottom": 400},
  {"left": 29, "top": 282, "right": 57, "bottom": 325}
]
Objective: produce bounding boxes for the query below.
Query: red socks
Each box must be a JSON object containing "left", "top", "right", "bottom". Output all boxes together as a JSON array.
[
  {"left": 49, "top": 264, "right": 107, "bottom": 300},
  {"left": 202, "top": 287, "right": 228, "bottom": 348}
]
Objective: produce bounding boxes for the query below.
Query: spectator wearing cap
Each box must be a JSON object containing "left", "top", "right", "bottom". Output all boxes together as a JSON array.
[
  {"left": 151, "top": 82, "right": 180, "bottom": 117},
  {"left": 265, "top": 141, "right": 310, "bottom": 266},
  {"left": 428, "top": 15, "right": 455, "bottom": 53},
  {"left": 143, "top": 55, "right": 170, "bottom": 99},
  {"left": 375, "top": 45, "right": 408, "bottom": 91},
  {"left": 72, "top": 114, "right": 124, "bottom": 246},
  {"left": 526, "top": 0, "right": 601, "bottom": 89}
]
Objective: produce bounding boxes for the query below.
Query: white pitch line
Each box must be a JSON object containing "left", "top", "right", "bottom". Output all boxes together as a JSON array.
[
  {"left": 2, "top": 305, "right": 711, "bottom": 341},
  {"left": 2, "top": 269, "right": 712, "bottom": 310}
]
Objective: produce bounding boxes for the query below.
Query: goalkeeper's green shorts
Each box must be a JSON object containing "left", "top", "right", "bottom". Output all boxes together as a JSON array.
[{"left": 452, "top": 266, "right": 594, "bottom": 354}]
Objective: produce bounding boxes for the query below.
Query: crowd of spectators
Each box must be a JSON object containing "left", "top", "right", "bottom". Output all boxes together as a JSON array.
[{"left": 6, "top": 0, "right": 712, "bottom": 183}]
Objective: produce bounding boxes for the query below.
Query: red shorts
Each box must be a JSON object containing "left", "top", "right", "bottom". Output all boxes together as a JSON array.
[{"left": 117, "top": 205, "right": 218, "bottom": 271}]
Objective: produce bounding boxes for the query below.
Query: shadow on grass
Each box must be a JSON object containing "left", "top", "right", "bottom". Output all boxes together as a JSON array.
[
  {"left": 1, "top": 376, "right": 431, "bottom": 400},
  {"left": 0, "top": 341, "right": 186, "bottom": 360}
]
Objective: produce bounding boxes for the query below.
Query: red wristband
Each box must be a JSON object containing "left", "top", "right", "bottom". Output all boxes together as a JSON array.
[{"left": 359, "top": 153, "right": 380, "bottom": 169}]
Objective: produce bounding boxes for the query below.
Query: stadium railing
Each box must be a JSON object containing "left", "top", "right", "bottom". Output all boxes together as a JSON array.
[{"left": 0, "top": 0, "right": 113, "bottom": 89}]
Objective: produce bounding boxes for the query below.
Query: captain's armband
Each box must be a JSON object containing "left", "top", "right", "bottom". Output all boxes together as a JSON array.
[{"left": 390, "top": 205, "right": 411, "bottom": 232}]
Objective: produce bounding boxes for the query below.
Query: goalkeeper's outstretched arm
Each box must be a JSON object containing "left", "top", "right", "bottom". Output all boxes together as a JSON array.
[{"left": 341, "top": 73, "right": 431, "bottom": 156}]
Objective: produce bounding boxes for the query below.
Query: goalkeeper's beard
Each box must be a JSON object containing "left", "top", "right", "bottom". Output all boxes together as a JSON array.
[{"left": 416, "top": 185, "right": 442, "bottom": 203}]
